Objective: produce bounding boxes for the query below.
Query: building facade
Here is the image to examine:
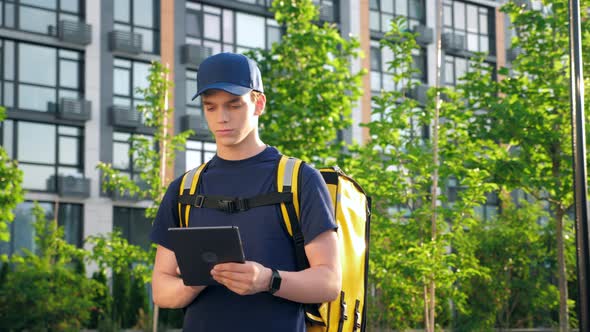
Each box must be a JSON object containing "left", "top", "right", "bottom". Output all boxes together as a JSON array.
[{"left": 0, "top": 0, "right": 512, "bottom": 257}]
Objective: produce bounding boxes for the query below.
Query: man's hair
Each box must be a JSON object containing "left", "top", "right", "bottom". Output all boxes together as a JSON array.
[{"left": 250, "top": 91, "right": 263, "bottom": 103}]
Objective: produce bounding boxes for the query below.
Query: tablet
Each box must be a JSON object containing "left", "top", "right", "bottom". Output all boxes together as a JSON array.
[{"left": 167, "top": 226, "right": 246, "bottom": 286}]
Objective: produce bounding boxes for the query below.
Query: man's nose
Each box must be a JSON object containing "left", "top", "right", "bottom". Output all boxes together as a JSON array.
[{"left": 217, "top": 108, "right": 229, "bottom": 123}]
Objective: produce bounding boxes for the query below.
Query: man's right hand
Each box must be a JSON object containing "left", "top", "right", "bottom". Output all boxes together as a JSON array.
[{"left": 152, "top": 245, "right": 206, "bottom": 308}]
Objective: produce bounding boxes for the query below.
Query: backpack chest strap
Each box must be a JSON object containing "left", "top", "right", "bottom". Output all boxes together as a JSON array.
[{"left": 178, "top": 191, "right": 293, "bottom": 214}]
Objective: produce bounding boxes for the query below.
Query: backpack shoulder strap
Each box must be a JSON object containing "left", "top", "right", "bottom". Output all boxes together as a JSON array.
[
  {"left": 177, "top": 162, "right": 208, "bottom": 227},
  {"left": 276, "top": 155, "right": 303, "bottom": 236},
  {"left": 278, "top": 156, "right": 325, "bottom": 326},
  {"left": 276, "top": 155, "right": 309, "bottom": 271}
]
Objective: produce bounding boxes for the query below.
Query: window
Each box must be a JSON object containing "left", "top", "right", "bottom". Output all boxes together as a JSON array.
[
  {"left": 185, "top": 140, "right": 216, "bottom": 171},
  {"left": 185, "top": 2, "right": 280, "bottom": 54},
  {"left": 0, "top": 0, "right": 84, "bottom": 36},
  {"left": 370, "top": 39, "right": 426, "bottom": 93},
  {"left": 113, "top": 207, "right": 151, "bottom": 250},
  {"left": 113, "top": 58, "right": 150, "bottom": 110},
  {"left": 112, "top": 131, "right": 153, "bottom": 182},
  {"left": 443, "top": 54, "right": 494, "bottom": 86},
  {"left": 370, "top": 0, "right": 426, "bottom": 33},
  {"left": 228, "top": 0, "right": 272, "bottom": 8},
  {"left": 0, "top": 39, "right": 83, "bottom": 113},
  {"left": 185, "top": 69, "right": 209, "bottom": 131},
  {"left": 443, "top": 0, "right": 494, "bottom": 54},
  {"left": 475, "top": 192, "right": 499, "bottom": 222},
  {"left": 312, "top": 0, "right": 338, "bottom": 22},
  {"left": 0, "top": 201, "right": 83, "bottom": 257},
  {"left": 114, "top": 0, "right": 159, "bottom": 54},
  {"left": 0, "top": 120, "right": 83, "bottom": 191},
  {"left": 370, "top": 39, "right": 428, "bottom": 141}
]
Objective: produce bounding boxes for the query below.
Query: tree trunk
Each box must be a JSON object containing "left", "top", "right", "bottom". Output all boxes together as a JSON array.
[
  {"left": 556, "top": 207, "right": 569, "bottom": 332},
  {"left": 424, "top": 283, "right": 430, "bottom": 331}
]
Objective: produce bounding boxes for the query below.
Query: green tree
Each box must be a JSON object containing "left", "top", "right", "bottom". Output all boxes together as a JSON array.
[
  {"left": 96, "top": 61, "right": 192, "bottom": 330},
  {"left": 248, "top": 0, "right": 364, "bottom": 164},
  {"left": 455, "top": 195, "right": 562, "bottom": 330},
  {"left": 85, "top": 230, "right": 151, "bottom": 329},
  {"left": 0, "top": 107, "right": 24, "bottom": 247},
  {"left": 0, "top": 202, "right": 100, "bottom": 330},
  {"left": 343, "top": 18, "right": 496, "bottom": 330},
  {"left": 98, "top": 61, "right": 192, "bottom": 218},
  {"left": 458, "top": 1, "right": 590, "bottom": 329}
]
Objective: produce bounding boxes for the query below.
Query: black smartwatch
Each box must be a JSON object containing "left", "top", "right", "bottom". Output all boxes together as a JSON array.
[{"left": 268, "top": 268, "right": 281, "bottom": 295}]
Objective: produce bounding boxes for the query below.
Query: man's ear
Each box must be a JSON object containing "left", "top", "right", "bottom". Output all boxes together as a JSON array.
[{"left": 254, "top": 93, "right": 266, "bottom": 116}]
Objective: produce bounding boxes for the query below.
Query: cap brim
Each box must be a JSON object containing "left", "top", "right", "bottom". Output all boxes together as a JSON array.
[{"left": 191, "top": 83, "right": 253, "bottom": 100}]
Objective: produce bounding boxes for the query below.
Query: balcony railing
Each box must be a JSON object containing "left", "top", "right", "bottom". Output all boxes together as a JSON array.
[
  {"left": 507, "top": 47, "right": 523, "bottom": 62},
  {"left": 319, "top": 4, "right": 334, "bottom": 21},
  {"left": 407, "top": 85, "right": 429, "bottom": 105},
  {"left": 47, "top": 175, "right": 91, "bottom": 198},
  {"left": 110, "top": 30, "right": 143, "bottom": 54},
  {"left": 111, "top": 105, "right": 142, "bottom": 128},
  {"left": 181, "top": 114, "right": 211, "bottom": 139},
  {"left": 413, "top": 25, "right": 433, "bottom": 45},
  {"left": 441, "top": 32, "right": 465, "bottom": 53},
  {"left": 181, "top": 44, "right": 213, "bottom": 68},
  {"left": 58, "top": 20, "right": 92, "bottom": 45},
  {"left": 58, "top": 98, "right": 91, "bottom": 121},
  {"left": 110, "top": 179, "right": 150, "bottom": 201}
]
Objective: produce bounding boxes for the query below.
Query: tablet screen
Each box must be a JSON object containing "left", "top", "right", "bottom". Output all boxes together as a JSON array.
[{"left": 167, "top": 226, "right": 246, "bottom": 286}]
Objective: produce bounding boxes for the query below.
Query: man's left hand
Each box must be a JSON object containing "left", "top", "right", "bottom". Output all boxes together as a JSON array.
[{"left": 211, "top": 261, "right": 271, "bottom": 295}]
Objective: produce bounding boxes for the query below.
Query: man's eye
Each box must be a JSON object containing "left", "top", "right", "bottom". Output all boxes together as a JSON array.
[{"left": 230, "top": 104, "right": 241, "bottom": 108}]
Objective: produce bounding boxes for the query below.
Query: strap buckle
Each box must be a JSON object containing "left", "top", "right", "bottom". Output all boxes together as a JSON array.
[
  {"left": 218, "top": 199, "right": 236, "bottom": 213},
  {"left": 340, "top": 300, "right": 348, "bottom": 322},
  {"left": 193, "top": 195, "right": 205, "bottom": 208},
  {"left": 293, "top": 232, "right": 305, "bottom": 246},
  {"left": 236, "top": 199, "right": 249, "bottom": 212}
]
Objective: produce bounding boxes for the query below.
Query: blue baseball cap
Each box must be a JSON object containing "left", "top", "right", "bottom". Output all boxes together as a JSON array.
[{"left": 192, "top": 52, "right": 264, "bottom": 100}]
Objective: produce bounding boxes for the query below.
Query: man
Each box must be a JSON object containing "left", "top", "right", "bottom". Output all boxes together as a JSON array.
[{"left": 150, "top": 52, "right": 341, "bottom": 331}]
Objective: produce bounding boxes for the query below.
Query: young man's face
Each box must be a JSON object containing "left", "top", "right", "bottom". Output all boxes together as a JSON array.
[{"left": 201, "top": 89, "right": 265, "bottom": 149}]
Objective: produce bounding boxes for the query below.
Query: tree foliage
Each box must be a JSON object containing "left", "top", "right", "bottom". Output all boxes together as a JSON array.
[
  {"left": 456, "top": 196, "right": 563, "bottom": 330},
  {"left": 343, "top": 17, "right": 497, "bottom": 330},
  {"left": 0, "top": 203, "right": 100, "bottom": 330},
  {"left": 0, "top": 107, "right": 24, "bottom": 246},
  {"left": 249, "top": 0, "right": 364, "bottom": 164},
  {"left": 458, "top": 0, "right": 590, "bottom": 328}
]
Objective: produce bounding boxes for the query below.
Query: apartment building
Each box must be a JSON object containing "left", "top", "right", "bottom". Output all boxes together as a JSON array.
[{"left": 0, "top": 0, "right": 509, "bottom": 256}]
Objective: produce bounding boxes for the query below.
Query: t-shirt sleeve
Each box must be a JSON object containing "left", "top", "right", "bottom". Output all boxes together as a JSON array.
[
  {"left": 299, "top": 164, "right": 337, "bottom": 245},
  {"left": 149, "top": 176, "right": 183, "bottom": 250}
]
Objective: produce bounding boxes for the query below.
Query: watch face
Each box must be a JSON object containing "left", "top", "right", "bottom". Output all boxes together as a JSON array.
[{"left": 270, "top": 269, "right": 281, "bottom": 294}]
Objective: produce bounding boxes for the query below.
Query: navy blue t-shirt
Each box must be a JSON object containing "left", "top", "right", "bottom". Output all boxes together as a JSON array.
[{"left": 150, "top": 146, "right": 336, "bottom": 332}]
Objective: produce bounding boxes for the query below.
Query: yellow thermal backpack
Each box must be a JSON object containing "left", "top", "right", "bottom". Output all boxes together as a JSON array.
[{"left": 177, "top": 155, "right": 371, "bottom": 332}]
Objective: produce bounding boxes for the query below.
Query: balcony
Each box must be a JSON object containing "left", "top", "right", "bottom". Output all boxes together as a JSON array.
[
  {"left": 441, "top": 33, "right": 465, "bottom": 53},
  {"left": 110, "top": 179, "right": 150, "bottom": 201},
  {"left": 110, "top": 30, "right": 143, "bottom": 54},
  {"left": 181, "top": 44, "right": 213, "bottom": 68},
  {"left": 407, "top": 85, "right": 429, "bottom": 105},
  {"left": 47, "top": 175, "right": 91, "bottom": 198},
  {"left": 57, "top": 20, "right": 92, "bottom": 45},
  {"left": 506, "top": 47, "right": 523, "bottom": 62},
  {"left": 181, "top": 114, "right": 211, "bottom": 139},
  {"left": 58, "top": 98, "right": 91, "bottom": 121},
  {"left": 111, "top": 106, "right": 142, "bottom": 128},
  {"left": 413, "top": 25, "right": 433, "bottom": 45},
  {"left": 319, "top": 4, "right": 334, "bottom": 21},
  {"left": 514, "top": 0, "right": 543, "bottom": 10}
]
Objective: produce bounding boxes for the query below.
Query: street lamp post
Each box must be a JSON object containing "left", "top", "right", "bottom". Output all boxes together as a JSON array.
[{"left": 568, "top": 0, "right": 590, "bottom": 330}]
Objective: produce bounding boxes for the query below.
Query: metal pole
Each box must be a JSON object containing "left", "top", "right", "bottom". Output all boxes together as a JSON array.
[{"left": 568, "top": 0, "right": 590, "bottom": 330}]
